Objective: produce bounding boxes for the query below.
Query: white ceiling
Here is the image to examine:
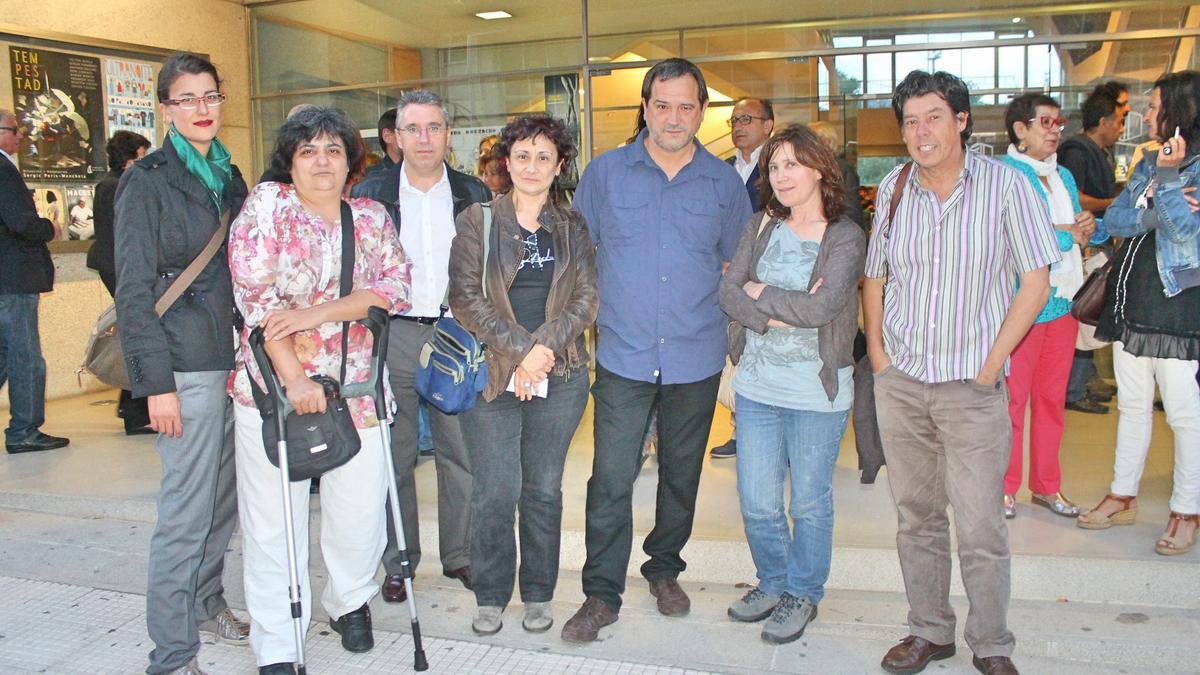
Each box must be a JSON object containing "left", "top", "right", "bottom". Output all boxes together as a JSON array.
[{"left": 246, "top": 0, "right": 1190, "bottom": 50}]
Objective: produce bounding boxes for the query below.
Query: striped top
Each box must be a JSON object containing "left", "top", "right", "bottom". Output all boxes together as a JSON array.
[{"left": 864, "top": 151, "right": 1061, "bottom": 384}]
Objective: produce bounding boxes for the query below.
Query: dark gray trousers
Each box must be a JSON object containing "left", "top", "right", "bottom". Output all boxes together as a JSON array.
[{"left": 381, "top": 318, "right": 472, "bottom": 575}]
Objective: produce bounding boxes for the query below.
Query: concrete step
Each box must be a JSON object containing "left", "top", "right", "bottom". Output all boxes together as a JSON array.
[{"left": 3, "top": 488, "right": 1196, "bottom": 609}]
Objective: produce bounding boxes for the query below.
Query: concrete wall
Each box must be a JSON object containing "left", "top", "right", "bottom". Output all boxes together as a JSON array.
[{"left": 0, "top": 0, "right": 251, "bottom": 404}]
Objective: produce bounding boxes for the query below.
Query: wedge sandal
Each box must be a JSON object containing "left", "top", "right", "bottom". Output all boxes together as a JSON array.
[
  {"left": 1076, "top": 494, "right": 1137, "bottom": 530},
  {"left": 1154, "top": 512, "right": 1198, "bottom": 556}
]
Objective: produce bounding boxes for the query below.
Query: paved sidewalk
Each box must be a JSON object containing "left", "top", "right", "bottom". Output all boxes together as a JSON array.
[{"left": 0, "top": 575, "right": 718, "bottom": 675}]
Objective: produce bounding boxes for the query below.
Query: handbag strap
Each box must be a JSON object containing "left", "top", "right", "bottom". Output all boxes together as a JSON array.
[
  {"left": 883, "top": 162, "right": 913, "bottom": 241},
  {"left": 338, "top": 200, "right": 354, "bottom": 387},
  {"left": 438, "top": 203, "right": 493, "bottom": 314},
  {"left": 153, "top": 209, "right": 230, "bottom": 317}
]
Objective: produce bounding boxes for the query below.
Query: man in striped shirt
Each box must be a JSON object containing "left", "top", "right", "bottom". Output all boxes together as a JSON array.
[{"left": 863, "top": 71, "right": 1060, "bottom": 675}]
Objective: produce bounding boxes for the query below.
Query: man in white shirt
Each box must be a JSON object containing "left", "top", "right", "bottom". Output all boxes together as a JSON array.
[
  {"left": 726, "top": 97, "right": 774, "bottom": 211},
  {"left": 68, "top": 197, "right": 93, "bottom": 240},
  {"left": 713, "top": 96, "right": 774, "bottom": 460},
  {"left": 352, "top": 90, "right": 490, "bottom": 603}
]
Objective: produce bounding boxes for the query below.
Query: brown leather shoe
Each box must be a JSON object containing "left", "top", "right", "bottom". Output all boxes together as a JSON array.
[
  {"left": 647, "top": 578, "right": 690, "bottom": 617},
  {"left": 881, "top": 635, "right": 956, "bottom": 674},
  {"left": 972, "top": 655, "right": 1019, "bottom": 675},
  {"left": 443, "top": 566, "right": 473, "bottom": 591},
  {"left": 560, "top": 597, "right": 618, "bottom": 643},
  {"left": 382, "top": 574, "right": 407, "bottom": 603}
]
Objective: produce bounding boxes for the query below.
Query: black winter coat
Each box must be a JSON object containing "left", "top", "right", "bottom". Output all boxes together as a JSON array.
[{"left": 114, "top": 141, "right": 248, "bottom": 397}]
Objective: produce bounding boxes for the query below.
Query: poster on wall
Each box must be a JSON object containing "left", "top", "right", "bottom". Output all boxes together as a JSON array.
[
  {"left": 9, "top": 46, "right": 105, "bottom": 180},
  {"left": 449, "top": 125, "right": 503, "bottom": 177},
  {"left": 104, "top": 58, "right": 156, "bottom": 143},
  {"left": 544, "top": 73, "right": 581, "bottom": 191},
  {"left": 64, "top": 185, "right": 95, "bottom": 240},
  {"left": 31, "top": 186, "right": 65, "bottom": 234}
]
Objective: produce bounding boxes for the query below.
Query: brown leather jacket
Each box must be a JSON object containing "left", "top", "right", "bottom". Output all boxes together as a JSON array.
[{"left": 448, "top": 192, "right": 598, "bottom": 401}]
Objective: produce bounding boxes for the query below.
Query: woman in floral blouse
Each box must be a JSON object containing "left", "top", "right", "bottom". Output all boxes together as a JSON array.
[{"left": 228, "top": 106, "right": 411, "bottom": 672}]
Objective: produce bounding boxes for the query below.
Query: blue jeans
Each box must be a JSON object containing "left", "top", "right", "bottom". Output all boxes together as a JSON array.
[
  {"left": 462, "top": 368, "right": 590, "bottom": 608},
  {"left": 734, "top": 394, "right": 849, "bottom": 604},
  {"left": 0, "top": 294, "right": 47, "bottom": 444}
]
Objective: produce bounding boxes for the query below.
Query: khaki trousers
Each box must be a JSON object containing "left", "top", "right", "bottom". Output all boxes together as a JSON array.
[{"left": 873, "top": 365, "right": 1016, "bottom": 658}]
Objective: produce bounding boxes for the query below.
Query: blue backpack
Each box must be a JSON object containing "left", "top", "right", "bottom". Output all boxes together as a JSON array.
[{"left": 414, "top": 205, "right": 492, "bottom": 414}]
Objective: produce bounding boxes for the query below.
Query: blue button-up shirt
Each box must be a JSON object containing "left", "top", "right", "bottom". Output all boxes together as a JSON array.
[{"left": 574, "top": 129, "right": 752, "bottom": 384}]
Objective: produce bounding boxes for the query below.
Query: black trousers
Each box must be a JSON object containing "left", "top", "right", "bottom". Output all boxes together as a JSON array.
[{"left": 581, "top": 363, "right": 720, "bottom": 609}]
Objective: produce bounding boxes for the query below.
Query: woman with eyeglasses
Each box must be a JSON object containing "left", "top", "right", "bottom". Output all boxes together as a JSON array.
[
  {"left": 998, "top": 93, "right": 1094, "bottom": 520},
  {"left": 114, "top": 52, "right": 249, "bottom": 675},
  {"left": 1079, "top": 71, "right": 1200, "bottom": 557},
  {"left": 448, "top": 113, "right": 597, "bottom": 637}
]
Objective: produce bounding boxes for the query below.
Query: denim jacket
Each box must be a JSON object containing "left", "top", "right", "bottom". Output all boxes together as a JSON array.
[{"left": 1105, "top": 152, "right": 1200, "bottom": 297}]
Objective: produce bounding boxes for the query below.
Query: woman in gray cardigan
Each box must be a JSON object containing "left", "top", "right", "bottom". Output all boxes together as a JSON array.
[{"left": 718, "top": 124, "right": 866, "bottom": 645}]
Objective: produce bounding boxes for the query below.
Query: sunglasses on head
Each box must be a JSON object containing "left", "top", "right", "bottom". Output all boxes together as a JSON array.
[{"left": 1026, "top": 114, "right": 1067, "bottom": 132}]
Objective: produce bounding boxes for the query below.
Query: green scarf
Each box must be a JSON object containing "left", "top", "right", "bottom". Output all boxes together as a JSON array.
[{"left": 167, "top": 123, "right": 232, "bottom": 210}]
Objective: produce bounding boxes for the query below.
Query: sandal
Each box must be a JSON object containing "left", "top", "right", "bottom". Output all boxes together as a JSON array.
[
  {"left": 1154, "top": 512, "right": 1198, "bottom": 556},
  {"left": 1076, "top": 494, "right": 1137, "bottom": 530}
]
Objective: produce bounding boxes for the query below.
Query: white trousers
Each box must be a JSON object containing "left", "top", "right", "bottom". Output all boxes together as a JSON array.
[
  {"left": 233, "top": 402, "right": 389, "bottom": 666},
  {"left": 1110, "top": 342, "right": 1200, "bottom": 514}
]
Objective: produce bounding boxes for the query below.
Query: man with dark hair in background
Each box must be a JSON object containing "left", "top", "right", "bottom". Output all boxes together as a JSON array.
[
  {"left": 88, "top": 129, "right": 153, "bottom": 434},
  {"left": 364, "top": 107, "right": 401, "bottom": 178},
  {"left": 1058, "top": 85, "right": 1127, "bottom": 415},
  {"left": 562, "top": 57, "right": 751, "bottom": 643},
  {"left": 864, "top": 71, "right": 1059, "bottom": 675}
]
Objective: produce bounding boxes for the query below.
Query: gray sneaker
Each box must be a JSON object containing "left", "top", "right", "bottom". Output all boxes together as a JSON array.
[
  {"left": 472, "top": 605, "right": 503, "bottom": 635},
  {"left": 727, "top": 587, "right": 780, "bottom": 622},
  {"left": 522, "top": 601, "right": 554, "bottom": 633},
  {"left": 761, "top": 593, "right": 817, "bottom": 644},
  {"left": 198, "top": 608, "right": 249, "bottom": 646}
]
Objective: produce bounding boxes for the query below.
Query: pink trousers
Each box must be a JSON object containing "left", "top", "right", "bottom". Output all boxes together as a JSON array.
[{"left": 1005, "top": 314, "right": 1077, "bottom": 495}]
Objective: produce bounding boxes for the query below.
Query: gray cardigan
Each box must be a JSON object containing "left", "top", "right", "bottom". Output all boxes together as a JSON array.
[{"left": 719, "top": 210, "right": 866, "bottom": 402}]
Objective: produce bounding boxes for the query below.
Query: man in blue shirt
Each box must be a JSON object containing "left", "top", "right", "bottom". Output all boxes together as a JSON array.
[{"left": 561, "top": 58, "right": 752, "bottom": 643}]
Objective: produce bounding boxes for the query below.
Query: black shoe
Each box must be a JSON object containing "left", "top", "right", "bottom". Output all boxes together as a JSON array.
[
  {"left": 125, "top": 425, "right": 157, "bottom": 436},
  {"left": 418, "top": 446, "right": 436, "bottom": 457},
  {"left": 6, "top": 433, "right": 69, "bottom": 454},
  {"left": 710, "top": 438, "right": 736, "bottom": 459},
  {"left": 259, "top": 664, "right": 296, "bottom": 675},
  {"left": 1065, "top": 397, "right": 1109, "bottom": 414},
  {"left": 329, "top": 603, "right": 374, "bottom": 653},
  {"left": 1089, "top": 379, "right": 1117, "bottom": 399},
  {"left": 443, "top": 565, "right": 473, "bottom": 590}
]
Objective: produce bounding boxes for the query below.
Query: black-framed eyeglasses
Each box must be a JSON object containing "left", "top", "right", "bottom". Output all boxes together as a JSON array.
[
  {"left": 0, "top": 126, "right": 19, "bottom": 133},
  {"left": 727, "top": 114, "right": 768, "bottom": 127},
  {"left": 164, "top": 93, "right": 227, "bottom": 110}
]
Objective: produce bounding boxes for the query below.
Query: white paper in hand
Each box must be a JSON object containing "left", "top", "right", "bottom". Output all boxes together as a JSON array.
[{"left": 506, "top": 374, "right": 548, "bottom": 398}]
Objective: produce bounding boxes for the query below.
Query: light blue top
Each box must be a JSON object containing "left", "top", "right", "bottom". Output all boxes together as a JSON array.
[
  {"left": 733, "top": 225, "right": 853, "bottom": 412},
  {"left": 1000, "top": 156, "right": 1080, "bottom": 324}
]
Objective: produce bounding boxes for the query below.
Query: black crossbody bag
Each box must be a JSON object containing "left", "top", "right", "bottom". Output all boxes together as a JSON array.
[{"left": 249, "top": 201, "right": 361, "bottom": 481}]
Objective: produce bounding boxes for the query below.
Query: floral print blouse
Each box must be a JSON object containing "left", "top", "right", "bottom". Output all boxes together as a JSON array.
[{"left": 229, "top": 182, "right": 412, "bottom": 428}]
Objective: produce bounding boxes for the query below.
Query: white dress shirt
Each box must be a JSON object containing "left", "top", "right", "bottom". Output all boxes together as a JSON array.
[
  {"left": 397, "top": 164, "right": 456, "bottom": 318},
  {"left": 734, "top": 145, "right": 763, "bottom": 184}
]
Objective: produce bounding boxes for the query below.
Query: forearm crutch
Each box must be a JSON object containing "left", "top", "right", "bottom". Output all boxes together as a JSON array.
[{"left": 362, "top": 306, "right": 429, "bottom": 671}]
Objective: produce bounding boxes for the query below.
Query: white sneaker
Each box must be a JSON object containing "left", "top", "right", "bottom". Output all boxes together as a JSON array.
[
  {"left": 166, "top": 656, "right": 206, "bottom": 675},
  {"left": 198, "top": 608, "right": 250, "bottom": 646}
]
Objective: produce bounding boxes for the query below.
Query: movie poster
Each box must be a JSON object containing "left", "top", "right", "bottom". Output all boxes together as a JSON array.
[
  {"left": 104, "top": 58, "right": 156, "bottom": 143},
  {"left": 544, "top": 73, "right": 581, "bottom": 191},
  {"left": 9, "top": 46, "right": 104, "bottom": 181},
  {"left": 64, "top": 185, "right": 95, "bottom": 240}
]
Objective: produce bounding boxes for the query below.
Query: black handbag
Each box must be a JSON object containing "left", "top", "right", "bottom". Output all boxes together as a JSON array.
[{"left": 248, "top": 201, "right": 361, "bottom": 481}]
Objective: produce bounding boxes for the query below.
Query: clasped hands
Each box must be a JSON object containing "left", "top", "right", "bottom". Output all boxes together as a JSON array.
[{"left": 514, "top": 344, "right": 555, "bottom": 401}]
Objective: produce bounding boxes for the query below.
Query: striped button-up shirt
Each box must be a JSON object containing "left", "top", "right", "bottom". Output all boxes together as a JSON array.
[{"left": 864, "top": 151, "right": 1060, "bottom": 384}]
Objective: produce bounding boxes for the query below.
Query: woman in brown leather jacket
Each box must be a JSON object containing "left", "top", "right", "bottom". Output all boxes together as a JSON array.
[{"left": 448, "top": 114, "right": 597, "bottom": 637}]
